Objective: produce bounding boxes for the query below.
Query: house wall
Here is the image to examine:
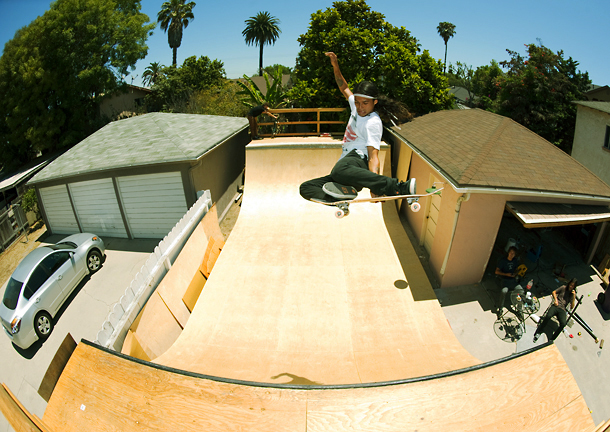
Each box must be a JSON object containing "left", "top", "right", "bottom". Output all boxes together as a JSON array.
[
  {"left": 440, "top": 193, "right": 506, "bottom": 287},
  {"left": 100, "top": 87, "right": 149, "bottom": 119},
  {"left": 190, "top": 128, "right": 250, "bottom": 217},
  {"left": 395, "top": 140, "right": 509, "bottom": 288},
  {"left": 572, "top": 106, "right": 610, "bottom": 186}
]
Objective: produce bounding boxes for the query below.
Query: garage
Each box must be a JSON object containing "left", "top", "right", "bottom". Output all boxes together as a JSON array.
[
  {"left": 117, "top": 172, "right": 188, "bottom": 238},
  {"left": 29, "top": 112, "right": 249, "bottom": 239}
]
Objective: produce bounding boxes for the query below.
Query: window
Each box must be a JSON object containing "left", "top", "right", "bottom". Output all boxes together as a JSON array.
[
  {"left": 23, "top": 252, "right": 70, "bottom": 299},
  {"left": 23, "top": 266, "right": 50, "bottom": 299},
  {"left": 605, "top": 125, "right": 610, "bottom": 150}
]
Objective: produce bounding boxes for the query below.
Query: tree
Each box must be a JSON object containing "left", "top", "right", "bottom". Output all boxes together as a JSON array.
[
  {"left": 471, "top": 60, "right": 503, "bottom": 109},
  {"left": 494, "top": 43, "right": 590, "bottom": 152},
  {"left": 261, "top": 64, "right": 292, "bottom": 76},
  {"left": 242, "top": 11, "right": 281, "bottom": 76},
  {"left": 437, "top": 22, "right": 456, "bottom": 74},
  {"left": 0, "top": 0, "right": 154, "bottom": 171},
  {"left": 142, "top": 62, "right": 164, "bottom": 87},
  {"left": 237, "top": 66, "right": 290, "bottom": 109},
  {"left": 157, "top": 0, "right": 196, "bottom": 67},
  {"left": 447, "top": 61, "right": 475, "bottom": 102},
  {"left": 146, "top": 55, "right": 226, "bottom": 112},
  {"left": 291, "top": 0, "right": 451, "bottom": 115}
]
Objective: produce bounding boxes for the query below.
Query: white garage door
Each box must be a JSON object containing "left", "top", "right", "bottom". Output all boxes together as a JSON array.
[
  {"left": 39, "top": 185, "right": 79, "bottom": 235},
  {"left": 117, "top": 172, "right": 188, "bottom": 239},
  {"left": 69, "top": 178, "right": 128, "bottom": 238}
]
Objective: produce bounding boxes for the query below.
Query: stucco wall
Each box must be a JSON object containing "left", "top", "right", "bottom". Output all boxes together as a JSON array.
[
  {"left": 440, "top": 193, "right": 506, "bottom": 287},
  {"left": 395, "top": 140, "right": 508, "bottom": 288},
  {"left": 572, "top": 106, "right": 610, "bottom": 186}
]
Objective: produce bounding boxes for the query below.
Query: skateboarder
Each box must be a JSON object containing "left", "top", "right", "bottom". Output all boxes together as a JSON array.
[
  {"left": 533, "top": 278, "right": 577, "bottom": 342},
  {"left": 299, "top": 52, "right": 416, "bottom": 202},
  {"left": 247, "top": 103, "right": 277, "bottom": 140}
]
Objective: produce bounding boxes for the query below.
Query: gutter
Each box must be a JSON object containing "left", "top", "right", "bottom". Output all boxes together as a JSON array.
[{"left": 385, "top": 128, "right": 610, "bottom": 205}]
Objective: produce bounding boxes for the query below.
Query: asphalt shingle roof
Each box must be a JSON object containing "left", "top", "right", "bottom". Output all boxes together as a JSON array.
[
  {"left": 30, "top": 113, "right": 248, "bottom": 184},
  {"left": 574, "top": 101, "right": 610, "bottom": 115},
  {"left": 392, "top": 109, "right": 610, "bottom": 198}
]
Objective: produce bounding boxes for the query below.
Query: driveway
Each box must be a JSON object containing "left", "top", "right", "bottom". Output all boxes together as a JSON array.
[{"left": 0, "top": 231, "right": 159, "bottom": 432}]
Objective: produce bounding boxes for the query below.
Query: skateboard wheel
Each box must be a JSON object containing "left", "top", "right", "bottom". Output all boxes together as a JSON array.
[
  {"left": 335, "top": 209, "right": 345, "bottom": 218},
  {"left": 411, "top": 202, "right": 421, "bottom": 212}
]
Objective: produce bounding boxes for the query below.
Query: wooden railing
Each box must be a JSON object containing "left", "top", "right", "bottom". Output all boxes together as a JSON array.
[{"left": 258, "top": 107, "right": 346, "bottom": 137}]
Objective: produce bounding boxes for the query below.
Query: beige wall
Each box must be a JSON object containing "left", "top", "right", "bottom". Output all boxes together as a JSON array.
[
  {"left": 572, "top": 106, "right": 610, "bottom": 186},
  {"left": 395, "top": 140, "right": 507, "bottom": 288},
  {"left": 100, "top": 87, "right": 149, "bottom": 119}
]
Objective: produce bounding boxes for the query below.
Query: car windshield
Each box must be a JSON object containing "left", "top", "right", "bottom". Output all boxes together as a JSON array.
[
  {"left": 50, "top": 242, "right": 77, "bottom": 250},
  {"left": 2, "top": 277, "right": 24, "bottom": 310}
]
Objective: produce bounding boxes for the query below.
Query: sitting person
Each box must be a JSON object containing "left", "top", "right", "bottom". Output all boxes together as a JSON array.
[
  {"left": 299, "top": 52, "right": 416, "bottom": 202},
  {"left": 494, "top": 246, "right": 521, "bottom": 316},
  {"left": 533, "top": 278, "right": 577, "bottom": 342}
]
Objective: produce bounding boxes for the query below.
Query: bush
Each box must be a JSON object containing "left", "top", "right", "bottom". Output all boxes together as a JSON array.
[{"left": 21, "top": 189, "right": 38, "bottom": 214}]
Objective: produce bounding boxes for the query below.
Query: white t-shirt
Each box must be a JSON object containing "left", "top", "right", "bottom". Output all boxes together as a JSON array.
[{"left": 340, "top": 94, "right": 382, "bottom": 160}]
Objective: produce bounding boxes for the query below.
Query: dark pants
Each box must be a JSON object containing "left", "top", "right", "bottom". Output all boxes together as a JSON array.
[
  {"left": 300, "top": 150, "right": 398, "bottom": 201},
  {"left": 536, "top": 305, "right": 568, "bottom": 339}
]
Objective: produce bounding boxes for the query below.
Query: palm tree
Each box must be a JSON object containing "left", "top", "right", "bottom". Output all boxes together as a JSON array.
[
  {"left": 142, "top": 62, "right": 164, "bottom": 87},
  {"left": 242, "top": 11, "right": 281, "bottom": 76},
  {"left": 158, "top": 0, "right": 196, "bottom": 66},
  {"left": 437, "top": 22, "right": 456, "bottom": 74}
]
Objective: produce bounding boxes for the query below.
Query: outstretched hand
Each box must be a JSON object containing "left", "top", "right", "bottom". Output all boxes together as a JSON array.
[{"left": 325, "top": 51, "right": 338, "bottom": 66}]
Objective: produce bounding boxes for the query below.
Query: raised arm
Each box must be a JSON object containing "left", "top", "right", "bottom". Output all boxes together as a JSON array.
[{"left": 325, "top": 52, "right": 353, "bottom": 100}]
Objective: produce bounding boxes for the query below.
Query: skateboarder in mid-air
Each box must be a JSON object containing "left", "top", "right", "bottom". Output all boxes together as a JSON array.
[{"left": 299, "top": 51, "right": 416, "bottom": 203}]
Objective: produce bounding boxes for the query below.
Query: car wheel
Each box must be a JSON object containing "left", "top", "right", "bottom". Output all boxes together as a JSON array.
[
  {"left": 34, "top": 312, "right": 53, "bottom": 340},
  {"left": 87, "top": 250, "right": 102, "bottom": 273}
]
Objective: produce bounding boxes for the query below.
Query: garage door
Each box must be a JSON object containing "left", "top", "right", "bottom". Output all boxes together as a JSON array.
[
  {"left": 117, "top": 172, "right": 188, "bottom": 239},
  {"left": 39, "top": 185, "right": 79, "bottom": 235},
  {"left": 69, "top": 178, "right": 128, "bottom": 238}
]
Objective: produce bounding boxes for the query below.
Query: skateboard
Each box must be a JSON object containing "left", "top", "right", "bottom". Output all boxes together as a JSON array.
[{"left": 312, "top": 185, "right": 443, "bottom": 219}]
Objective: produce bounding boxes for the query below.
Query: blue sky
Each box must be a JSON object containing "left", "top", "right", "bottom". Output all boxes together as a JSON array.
[{"left": 1, "top": 0, "right": 608, "bottom": 88}]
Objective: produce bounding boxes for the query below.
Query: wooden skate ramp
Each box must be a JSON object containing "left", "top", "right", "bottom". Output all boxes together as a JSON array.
[
  {"left": 152, "top": 138, "right": 479, "bottom": 384},
  {"left": 36, "top": 138, "right": 594, "bottom": 431}
]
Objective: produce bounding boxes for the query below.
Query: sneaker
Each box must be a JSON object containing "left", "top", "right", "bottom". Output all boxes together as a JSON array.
[
  {"left": 397, "top": 178, "right": 416, "bottom": 195},
  {"left": 533, "top": 333, "right": 540, "bottom": 343},
  {"left": 322, "top": 182, "right": 358, "bottom": 200}
]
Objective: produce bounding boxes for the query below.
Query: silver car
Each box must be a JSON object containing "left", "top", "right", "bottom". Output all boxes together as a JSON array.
[{"left": 1, "top": 233, "right": 105, "bottom": 349}]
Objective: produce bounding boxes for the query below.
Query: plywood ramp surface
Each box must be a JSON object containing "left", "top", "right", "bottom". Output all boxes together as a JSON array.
[
  {"left": 153, "top": 139, "right": 480, "bottom": 384},
  {"left": 42, "top": 342, "right": 594, "bottom": 431}
]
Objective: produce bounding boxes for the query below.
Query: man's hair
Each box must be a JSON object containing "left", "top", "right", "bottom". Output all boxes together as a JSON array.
[
  {"left": 353, "top": 81, "right": 412, "bottom": 124},
  {"left": 507, "top": 246, "right": 518, "bottom": 254},
  {"left": 262, "top": 102, "right": 269, "bottom": 108}
]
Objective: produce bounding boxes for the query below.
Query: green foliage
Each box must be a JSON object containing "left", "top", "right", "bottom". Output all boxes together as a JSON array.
[
  {"left": 0, "top": 0, "right": 154, "bottom": 172},
  {"left": 261, "top": 64, "right": 292, "bottom": 76},
  {"left": 447, "top": 62, "right": 475, "bottom": 103},
  {"left": 20, "top": 189, "right": 38, "bottom": 214},
  {"left": 237, "top": 67, "right": 290, "bottom": 109},
  {"left": 187, "top": 82, "right": 249, "bottom": 117},
  {"left": 291, "top": 0, "right": 451, "bottom": 115},
  {"left": 146, "top": 55, "right": 226, "bottom": 112},
  {"left": 142, "top": 62, "right": 164, "bottom": 87},
  {"left": 471, "top": 60, "right": 504, "bottom": 107},
  {"left": 243, "top": 11, "right": 281, "bottom": 76},
  {"left": 157, "top": 0, "right": 196, "bottom": 66},
  {"left": 494, "top": 44, "right": 590, "bottom": 152}
]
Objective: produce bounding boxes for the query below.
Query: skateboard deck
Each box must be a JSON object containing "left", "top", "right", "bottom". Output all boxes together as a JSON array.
[{"left": 312, "top": 186, "right": 443, "bottom": 218}]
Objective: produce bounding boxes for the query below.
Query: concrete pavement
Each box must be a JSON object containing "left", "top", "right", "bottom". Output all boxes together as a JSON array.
[{"left": 0, "top": 235, "right": 159, "bottom": 432}]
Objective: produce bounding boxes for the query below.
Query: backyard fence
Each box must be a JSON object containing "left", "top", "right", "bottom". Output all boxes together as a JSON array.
[
  {"left": 0, "top": 204, "right": 29, "bottom": 252},
  {"left": 95, "top": 190, "right": 213, "bottom": 351}
]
